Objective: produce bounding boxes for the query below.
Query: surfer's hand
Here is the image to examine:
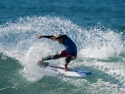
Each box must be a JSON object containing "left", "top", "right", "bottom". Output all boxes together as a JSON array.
[
  {"left": 50, "top": 37, "right": 56, "bottom": 41},
  {"left": 37, "top": 35, "right": 42, "bottom": 39}
]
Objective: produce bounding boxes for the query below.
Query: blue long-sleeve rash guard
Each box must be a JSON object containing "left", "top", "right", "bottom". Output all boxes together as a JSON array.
[
  {"left": 42, "top": 35, "right": 77, "bottom": 56},
  {"left": 62, "top": 36, "right": 77, "bottom": 55}
]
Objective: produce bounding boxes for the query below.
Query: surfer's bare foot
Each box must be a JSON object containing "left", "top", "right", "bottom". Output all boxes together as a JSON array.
[{"left": 37, "top": 59, "right": 43, "bottom": 65}]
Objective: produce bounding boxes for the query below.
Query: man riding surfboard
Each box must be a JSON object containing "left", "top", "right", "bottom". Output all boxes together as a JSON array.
[{"left": 37, "top": 34, "right": 77, "bottom": 72}]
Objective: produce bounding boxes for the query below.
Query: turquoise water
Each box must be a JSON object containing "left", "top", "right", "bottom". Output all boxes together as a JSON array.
[{"left": 0, "top": 0, "right": 125, "bottom": 94}]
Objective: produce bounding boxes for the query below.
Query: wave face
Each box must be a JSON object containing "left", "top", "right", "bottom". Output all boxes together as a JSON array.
[{"left": 0, "top": 16, "right": 125, "bottom": 94}]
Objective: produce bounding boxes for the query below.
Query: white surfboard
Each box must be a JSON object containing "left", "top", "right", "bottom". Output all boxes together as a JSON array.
[{"left": 39, "top": 62, "right": 92, "bottom": 77}]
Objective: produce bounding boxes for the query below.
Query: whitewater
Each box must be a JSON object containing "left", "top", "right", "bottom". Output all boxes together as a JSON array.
[{"left": 0, "top": 16, "right": 125, "bottom": 94}]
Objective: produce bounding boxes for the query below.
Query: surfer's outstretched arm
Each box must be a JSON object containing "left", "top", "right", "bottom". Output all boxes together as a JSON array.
[
  {"left": 37, "top": 35, "right": 57, "bottom": 41},
  {"left": 37, "top": 34, "right": 67, "bottom": 41},
  {"left": 37, "top": 35, "right": 54, "bottom": 39}
]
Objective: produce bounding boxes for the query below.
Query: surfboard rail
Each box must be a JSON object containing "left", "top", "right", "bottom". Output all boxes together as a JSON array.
[{"left": 39, "top": 62, "right": 92, "bottom": 77}]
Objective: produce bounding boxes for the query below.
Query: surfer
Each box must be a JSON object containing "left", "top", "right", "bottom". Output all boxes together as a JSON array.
[{"left": 36, "top": 34, "right": 77, "bottom": 72}]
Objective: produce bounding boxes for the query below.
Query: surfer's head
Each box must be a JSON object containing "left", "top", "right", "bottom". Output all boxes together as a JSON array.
[{"left": 56, "top": 34, "right": 65, "bottom": 44}]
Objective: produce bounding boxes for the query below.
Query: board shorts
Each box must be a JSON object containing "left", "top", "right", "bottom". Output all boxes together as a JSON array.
[
  {"left": 42, "top": 50, "right": 77, "bottom": 65},
  {"left": 56, "top": 50, "right": 77, "bottom": 64}
]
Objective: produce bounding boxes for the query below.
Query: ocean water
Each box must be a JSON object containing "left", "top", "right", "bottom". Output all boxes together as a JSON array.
[{"left": 0, "top": 0, "right": 125, "bottom": 94}]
